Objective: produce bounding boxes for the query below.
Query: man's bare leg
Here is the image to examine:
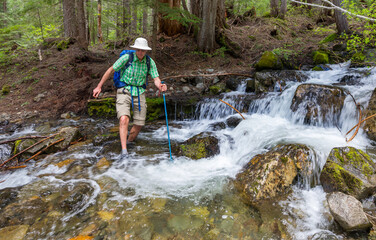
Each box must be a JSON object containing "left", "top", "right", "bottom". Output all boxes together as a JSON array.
[
  {"left": 127, "top": 125, "right": 143, "bottom": 143},
  {"left": 119, "top": 115, "right": 130, "bottom": 152}
]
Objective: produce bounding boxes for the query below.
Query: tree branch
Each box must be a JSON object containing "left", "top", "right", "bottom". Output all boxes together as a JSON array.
[{"left": 289, "top": 0, "right": 376, "bottom": 22}]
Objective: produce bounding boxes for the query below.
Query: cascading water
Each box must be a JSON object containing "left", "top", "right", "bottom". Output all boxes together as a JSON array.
[{"left": 0, "top": 63, "right": 375, "bottom": 239}]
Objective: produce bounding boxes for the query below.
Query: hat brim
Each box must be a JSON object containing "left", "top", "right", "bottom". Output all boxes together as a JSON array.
[{"left": 130, "top": 45, "right": 152, "bottom": 51}]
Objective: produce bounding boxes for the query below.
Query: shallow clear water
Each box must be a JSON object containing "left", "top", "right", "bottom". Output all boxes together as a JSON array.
[{"left": 0, "top": 63, "right": 375, "bottom": 239}]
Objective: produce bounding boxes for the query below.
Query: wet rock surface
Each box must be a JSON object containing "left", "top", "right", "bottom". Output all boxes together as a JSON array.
[
  {"left": 320, "top": 147, "right": 376, "bottom": 200},
  {"left": 364, "top": 88, "right": 376, "bottom": 142},
  {"left": 171, "top": 132, "right": 220, "bottom": 160},
  {"left": 327, "top": 192, "right": 372, "bottom": 232},
  {"left": 234, "top": 144, "right": 314, "bottom": 206},
  {"left": 290, "top": 84, "right": 347, "bottom": 126}
]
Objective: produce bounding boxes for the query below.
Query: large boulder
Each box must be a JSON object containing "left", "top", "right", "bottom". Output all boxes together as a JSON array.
[
  {"left": 290, "top": 84, "right": 347, "bottom": 126},
  {"left": 234, "top": 144, "right": 313, "bottom": 206},
  {"left": 172, "top": 132, "right": 220, "bottom": 160},
  {"left": 320, "top": 147, "right": 376, "bottom": 200},
  {"left": 327, "top": 192, "right": 372, "bottom": 232},
  {"left": 364, "top": 88, "right": 376, "bottom": 141}
]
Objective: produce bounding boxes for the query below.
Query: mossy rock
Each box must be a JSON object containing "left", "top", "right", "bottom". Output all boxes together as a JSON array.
[
  {"left": 313, "top": 51, "right": 329, "bottom": 64},
  {"left": 254, "top": 51, "right": 283, "bottom": 70},
  {"left": 209, "top": 82, "right": 226, "bottom": 95},
  {"left": 1, "top": 84, "right": 10, "bottom": 95},
  {"left": 172, "top": 132, "right": 220, "bottom": 160},
  {"left": 87, "top": 98, "right": 116, "bottom": 117},
  {"left": 320, "top": 147, "right": 376, "bottom": 200}
]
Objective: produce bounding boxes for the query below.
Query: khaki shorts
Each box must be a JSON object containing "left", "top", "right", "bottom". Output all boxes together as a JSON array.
[{"left": 116, "top": 88, "right": 147, "bottom": 126}]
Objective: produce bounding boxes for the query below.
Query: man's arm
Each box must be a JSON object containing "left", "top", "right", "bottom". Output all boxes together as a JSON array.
[
  {"left": 93, "top": 66, "right": 115, "bottom": 98},
  {"left": 153, "top": 76, "right": 167, "bottom": 92}
]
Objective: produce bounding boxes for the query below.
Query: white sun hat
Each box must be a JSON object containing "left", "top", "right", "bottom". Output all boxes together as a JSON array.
[{"left": 130, "top": 37, "right": 152, "bottom": 50}]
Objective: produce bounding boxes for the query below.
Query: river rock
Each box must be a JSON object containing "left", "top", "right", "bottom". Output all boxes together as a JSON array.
[
  {"left": 290, "top": 84, "right": 347, "bottom": 126},
  {"left": 14, "top": 126, "right": 82, "bottom": 157},
  {"left": 254, "top": 70, "right": 308, "bottom": 91},
  {"left": 0, "top": 196, "right": 47, "bottom": 227},
  {"left": 172, "top": 132, "right": 220, "bottom": 160},
  {"left": 226, "top": 116, "right": 243, "bottom": 128},
  {"left": 320, "top": 147, "right": 376, "bottom": 200},
  {"left": 364, "top": 88, "right": 376, "bottom": 141},
  {"left": 234, "top": 144, "right": 313, "bottom": 205},
  {"left": 327, "top": 192, "right": 372, "bottom": 232},
  {"left": 0, "top": 225, "right": 29, "bottom": 240}
]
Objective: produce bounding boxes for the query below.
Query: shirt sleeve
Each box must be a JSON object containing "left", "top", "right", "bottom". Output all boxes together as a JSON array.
[
  {"left": 112, "top": 54, "right": 130, "bottom": 72},
  {"left": 149, "top": 58, "right": 159, "bottom": 79}
]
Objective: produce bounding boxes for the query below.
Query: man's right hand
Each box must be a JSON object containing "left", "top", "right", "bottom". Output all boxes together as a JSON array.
[{"left": 93, "top": 86, "right": 101, "bottom": 98}]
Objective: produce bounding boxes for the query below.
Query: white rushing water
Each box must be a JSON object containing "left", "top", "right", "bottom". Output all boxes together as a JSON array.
[
  {"left": 100, "top": 63, "right": 374, "bottom": 239},
  {"left": 0, "top": 63, "right": 375, "bottom": 239}
]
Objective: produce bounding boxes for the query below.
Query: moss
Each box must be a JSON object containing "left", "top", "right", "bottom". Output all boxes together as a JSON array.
[
  {"left": 56, "top": 39, "right": 70, "bottom": 51},
  {"left": 319, "top": 33, "right": 338, "bottom": 44},
  {"left": 180, "top": 141, "right": 207, "bottom": 159},
  {"left": 209, "top": 83, "right": 226, "bottom": 95},
  {"left": 254, "top": 51, "right": 283, "bottom": 70},
  {"left": 146, "top": 97, "right": 164, "bottom": 122},
  {"left": 313, "top": 51, "right": 329, "bottom": 64},
  {"left": 344, "top": 147, "right": 374, "bottom": 177},
  {"left": 1, "top": 84, "right": 10, "bottom": 95},
  {"left": 280, "top": 156, "right": 288, "bottom": 164},
  {"left": 87, "top": 98, "right": 116, "bottom": 117},
  {"left": 13, "top": 140, "right": 22, "bottom": 155}
]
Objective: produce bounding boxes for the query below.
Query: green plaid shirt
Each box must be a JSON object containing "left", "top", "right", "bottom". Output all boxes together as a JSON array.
[{"left": 113, "top": 52, "right": 159, "bottom": 96}]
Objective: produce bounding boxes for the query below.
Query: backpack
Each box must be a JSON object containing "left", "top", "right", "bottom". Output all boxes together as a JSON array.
[{"left": 113, "top": 50, "right": 151, "bottom": 89}]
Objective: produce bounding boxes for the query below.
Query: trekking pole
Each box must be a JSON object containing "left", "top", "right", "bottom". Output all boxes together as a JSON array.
[{"left": 162, "top": 82, "right": 173, "bottom": 162}]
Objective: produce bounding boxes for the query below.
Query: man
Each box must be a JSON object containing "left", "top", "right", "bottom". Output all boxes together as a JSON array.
[{"left": 93, "top": 37, "right": 167, "bottom": 160}]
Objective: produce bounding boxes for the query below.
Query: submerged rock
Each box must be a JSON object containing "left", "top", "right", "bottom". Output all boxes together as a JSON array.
[
  {"left": 327, "top": 192, "right": 372, "bottom": 232},
  {"left": 364, "top": 88, "right": 376, "bottom": 141},
  {"left": 320, "top": 147, "right": 376, "bottom": 200},
  {"left": 0, "top": 225, "right": 29, "bottom": 240},
  {"left": 172, "top": 132, "right": 220, "bottom": 160},
  {"left": 290, "top": 84, "right": 347, "bottom": 126},
  {"left": 234, "top": 144, "right": 313, "bottom": 206}
]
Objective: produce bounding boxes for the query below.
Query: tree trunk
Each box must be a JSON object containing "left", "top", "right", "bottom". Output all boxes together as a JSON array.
[
  {"left": 63, "top": 0, "right": 78, "bottom": 37},
  {"left": 280, "top": 0, "right": 287, "bottom": 19},
  {"left": 143, "top": 9, "right": 148, "bottom": 35},
  {"left": 0, "top": 0, "right": 6, "bottom": 27},
  {"left": 197, "top": 0, "right": 218, "bottom": 53},
  {"left": 76, "top": 0, "right": 88, "bottom": 49},
  {"left": 270, "top": 0, "right": 279, "bottom": 18},
  {"left": 90, "top": 0, "right": 96, "bottom": 44},
  {"left": 333, "top": 0, "right": 350, "bottom": 34},
  {"left": 97, "top": 0, "right": 103, "bottom": 43},
  {"left": 131, "top": 3, "right": 137, "bottom": 35},
  {"left": 152, "top": 0, "right": 158, "bottom": 59},
  {"left": 116, "top": 2, "right": 121, "bottom": 39},
  {"left": 158, "top": 0, "right": 182, "bottom": 36},
  {"left": 122, "top": 0, "right": 130, "bottom": 36},
  {"left": 216, "top": 0, "right": 226, "bottom": 29}
]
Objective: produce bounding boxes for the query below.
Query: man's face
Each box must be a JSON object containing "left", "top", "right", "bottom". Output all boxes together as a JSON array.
[{"left": 136, "top": 49, "right": 147, "bottom": 60}]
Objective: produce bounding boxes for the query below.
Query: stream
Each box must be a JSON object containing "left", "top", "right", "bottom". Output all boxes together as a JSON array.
[{"left": 0, "top": 63, "right": 376, "bottom": 239}]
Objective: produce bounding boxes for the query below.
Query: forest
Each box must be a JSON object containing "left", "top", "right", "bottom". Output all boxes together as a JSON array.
[{"left": 1, "top": 1, "right": 376, "bottom": 240}]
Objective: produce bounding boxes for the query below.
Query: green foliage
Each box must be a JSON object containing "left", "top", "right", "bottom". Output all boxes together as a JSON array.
[
  {"left": 159, "top": 3, "right": 201, "bottom": 28},
  {"left": 191, "top": 47, "right": 227, "bottom": 58},
  {"left": 226, "top": 0, "right": 270, "bottom": 17},
  {"left": 272, "top": 48, "right": 295, "bottom": 61},
  {"left": 341, "top": 0, "right": 376, "bottom": 53},
  {"left": 319, "top": 33, "right": 338, "bottom": 44}
]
